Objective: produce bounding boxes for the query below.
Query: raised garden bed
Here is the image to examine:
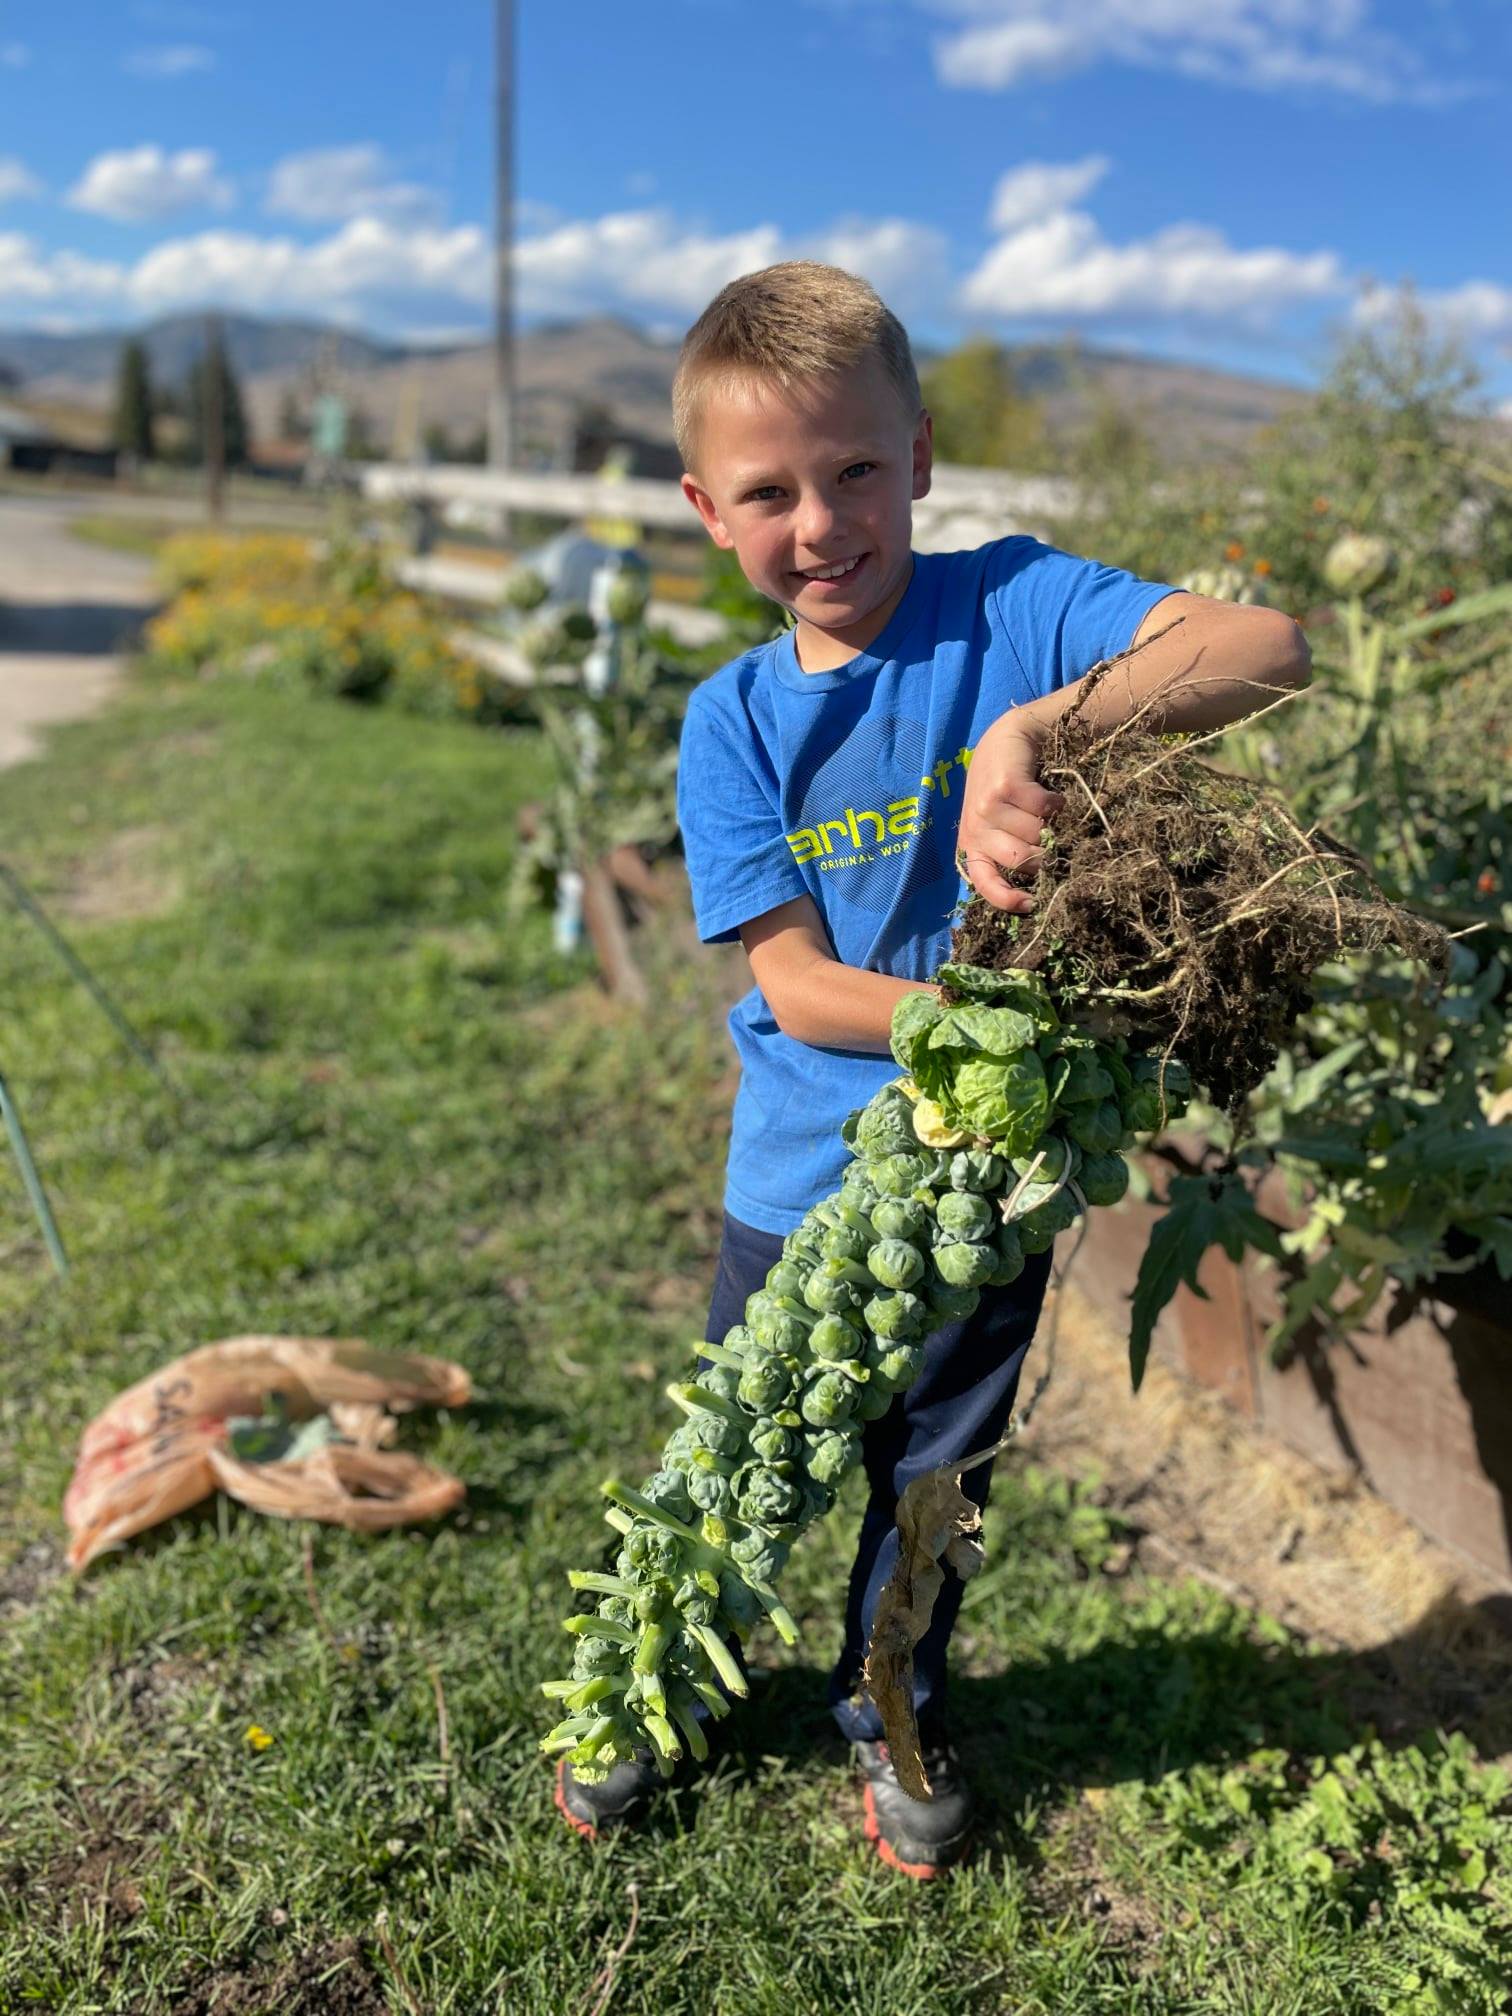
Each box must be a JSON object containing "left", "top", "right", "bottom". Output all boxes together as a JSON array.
[{"left": 1076, "top": 1144, "right": 1512, "bottom": 1588}]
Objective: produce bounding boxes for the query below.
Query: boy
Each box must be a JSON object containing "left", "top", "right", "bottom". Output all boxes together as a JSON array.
[{"left": 556, "top": 261, "right": 1310, "bottom": 1875}]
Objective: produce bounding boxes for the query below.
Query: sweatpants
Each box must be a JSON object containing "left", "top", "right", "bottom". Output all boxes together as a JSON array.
[{"left": 704, "top": 1210, "right": 1051, "bottom": 1744}]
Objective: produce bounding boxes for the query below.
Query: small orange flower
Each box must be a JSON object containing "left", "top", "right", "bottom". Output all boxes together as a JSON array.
[
  {"left": 1478, "top": 868, "right": 1499, "bottom": 896},
  {"left": 1313, "top": 497, "right": 1331, "bottom": 514},
  {"left": 1253, "top": 558, "right": 1272, "bottom": 577},
  {"left": 1224, "top": 541, "right": 1244, "bottom": 562}
]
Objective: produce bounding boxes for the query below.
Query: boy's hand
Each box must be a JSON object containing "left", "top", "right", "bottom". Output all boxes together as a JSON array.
[{"left": 956, "top": 707, "right": 1064, "bottom": 914}]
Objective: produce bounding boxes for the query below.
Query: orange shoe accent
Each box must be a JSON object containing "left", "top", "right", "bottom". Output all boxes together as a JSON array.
[
  {"left": 861, "top": 1782, "right": 962, "bottom": 1881},
  {"left": 554, "top": 1758, "right": 598, "bottom": 1842}
]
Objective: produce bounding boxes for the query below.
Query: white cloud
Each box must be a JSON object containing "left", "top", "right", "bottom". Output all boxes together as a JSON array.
[
  {"left": 928, "top": 0, "right": 1471, "bottom": 106},
  {"left": 961, "top": 186, "right": 1346, "bottom": 327},
  {"left": 516, "top": 210, "right": 785, "bottom": 319},
  {"left": 123, "top": 43, "right": 216, "bottom": 78},
  {"left": 0, "top": 232, "right": 126, "bottom": 311},
  {"left": 989, "top": 157, "right": 1109, "bottom": 233},
  {"left": 68, "top": 145, "right": 234, "bottom": 224},
  {"left": 0, "top": 158, "right": 42, "bottom": 206},
  {"left": 264, "top": 145, "right": 439, "bottom": 226},
  {"left": 1355, "top": 279, "right": 1512, "bottom": 346},
  {"left": 0, "top": 42, "right": 28, "bottom": 67}
]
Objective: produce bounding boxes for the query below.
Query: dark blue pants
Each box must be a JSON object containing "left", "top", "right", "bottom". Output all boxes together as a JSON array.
[{"left": 704, "top": 1211, "right": 1051, "bottom": 1744}]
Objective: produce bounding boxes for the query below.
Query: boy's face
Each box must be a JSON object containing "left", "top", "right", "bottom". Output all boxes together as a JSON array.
[{"left": 680, "top": 354, "right": 933, "bottom": 667}]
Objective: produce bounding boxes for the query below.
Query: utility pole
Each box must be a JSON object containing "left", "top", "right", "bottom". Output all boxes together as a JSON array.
[
  {"left": 204, "top": 310, "right": 225, "bottom": 524},
  {"left": 490, "top": 0, "right": 515, "bottom": 481}
]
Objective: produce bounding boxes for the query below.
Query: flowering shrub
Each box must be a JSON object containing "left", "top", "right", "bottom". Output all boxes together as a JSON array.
[{"left": 143, "top": 532, "right": 488, "bottom": 719}]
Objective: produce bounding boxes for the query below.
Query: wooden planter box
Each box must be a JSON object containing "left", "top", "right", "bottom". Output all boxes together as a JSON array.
[{"left": 1075, "top": 1149, "right": 1512, "bottom": 1587}]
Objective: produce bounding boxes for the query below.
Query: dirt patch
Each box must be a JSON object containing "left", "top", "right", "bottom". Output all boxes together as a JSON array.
[
  {"left": 3, "top": 1785, "right": 166, "bottom": 1936},
  {"left": 1034, "top": 1797, "right": 1164, "bottom": 1969},
  {"left": 1020, "top": 1278, "right": 1512, "bottom": 1759},
  {"left": 172, "top": 1935, "right": 387, "bottom": 2016},
  {"left": 58, "top": 823, "right": 183, "bottom": 922},
  {"left": 112, "top": 1648, "right": 216, "bottom": 1728},
  {"left": 0, "top": 1536, "right": 65, "bottom": 1611}
]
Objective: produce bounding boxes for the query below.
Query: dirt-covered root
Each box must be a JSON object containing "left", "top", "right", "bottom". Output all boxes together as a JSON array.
[{"left": 951, "top": 679, "right": 1447, "bottom": 1112}]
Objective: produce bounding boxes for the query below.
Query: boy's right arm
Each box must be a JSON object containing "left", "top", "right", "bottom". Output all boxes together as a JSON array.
[{"left": 739, "top": 895, "right": 936, "bottom": 1054}]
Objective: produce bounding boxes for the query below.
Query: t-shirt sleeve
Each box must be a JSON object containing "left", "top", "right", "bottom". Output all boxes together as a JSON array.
[
  {"left": 677, "top": 682, "right": 809, "bottom": 945},
  {"left": 987, "top": 537, "right": 1179, "bottom": 702}
]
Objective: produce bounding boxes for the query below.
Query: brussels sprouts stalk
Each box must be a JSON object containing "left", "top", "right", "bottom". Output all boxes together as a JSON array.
[
  {"left": 687, "top": 1623, "right": 749, "bottom": 1698},
  {"left": 670, "top": 1698, "right": 710, "bottom": 1763},
  {"left": 666, "top": 1381, "right": 747, "bottom": 1427},
  {"left": 568, "top": 1571, "right": 637, "bottom": 1600},
  {"left": 643, "top": 1712, "right": 682, "bottom": 1766},
  {"left": 562, "top": 1614, "right": 638, "bottom": 1646}
]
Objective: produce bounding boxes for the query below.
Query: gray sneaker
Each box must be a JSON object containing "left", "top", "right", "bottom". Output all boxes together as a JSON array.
[
  {"left": 855, "top": 1728, "right": 974, "bottom": 1878},
  {"left": 554, "top": 1752, "right": 662, "bottom": 1840}
]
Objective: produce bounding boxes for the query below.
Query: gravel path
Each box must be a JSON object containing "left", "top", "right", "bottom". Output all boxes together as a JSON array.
[{"left": 0, "top": 494, "right": 159, "bottom": 771}]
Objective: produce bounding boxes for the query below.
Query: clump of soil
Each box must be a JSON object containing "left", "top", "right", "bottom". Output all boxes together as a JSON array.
[
  {"left": 951, "top": 659, "right": 1446, "bottom": 1111},
  {"left": 175, "top": 1934, "right": 386, "bottom": 2016}
]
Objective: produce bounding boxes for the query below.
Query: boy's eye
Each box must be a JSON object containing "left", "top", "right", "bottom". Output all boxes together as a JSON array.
[
  {"left": 746, "top": 486, "right": 782, "bottom": 503},
  {"left": 841, "top": 462, "right": 875, "bottom": 480}
]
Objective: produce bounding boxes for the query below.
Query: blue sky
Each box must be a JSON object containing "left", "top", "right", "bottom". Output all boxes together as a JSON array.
[{"left": 1, "top": 0, "right": 1509, "bottom": 401}]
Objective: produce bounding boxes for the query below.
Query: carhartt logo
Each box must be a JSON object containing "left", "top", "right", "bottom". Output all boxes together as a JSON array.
[{"left": 785, "top": 744, "right": 974, "bottom": 868}]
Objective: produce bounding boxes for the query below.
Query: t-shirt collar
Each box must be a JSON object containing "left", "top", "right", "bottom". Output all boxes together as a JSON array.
[{"left": 770, "top": 551, "right": 933, "bottom": 692}]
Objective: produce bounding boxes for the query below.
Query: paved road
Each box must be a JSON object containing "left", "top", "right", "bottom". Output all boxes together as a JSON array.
[{"left": 0, "top": 494, "right": 159, "bottom": 771}]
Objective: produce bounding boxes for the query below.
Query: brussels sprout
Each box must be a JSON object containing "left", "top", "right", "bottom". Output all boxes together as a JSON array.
[
  {"left": 782, "top": 1224, "right": 825, "bottom": 1265},
  {"left": 876, "top": 1342, "right": 926, "bottom": 1389},
  {"left": 734, "top": 1463, "right": 804, "bottom": 1527},
  {"left": 718, "top": 1573, "right": 763, "bottom": 1633},
  {"left": 867, "top": 1237, "right": 926, "bottom": 1291},
  {"left": 801, "top": 1371, "right": 859, "bottom": 1427},
  {"left": 1011, "top": 1134, "right": 1077, "bottom": 1187},
  {"left": 943, "top": 1048, "right": 1050, "bottom": 1153},
  {"left": 853, "top": 1083, "right": 923, "bottom": 1161},
  {"left": 933, "top": 1239, "right": 996, "bottom": 1289},
  {"left": 737, "top": 1353, "right": 795, "bottom": 1413},
  {"left": 889, "top": 989, "right": 946, "bottom": 1073},
  {"left": 840, "top": 1163, "right": 881, "bottom": 1212},
  {"left": 559, "top": 605, "right": 598, "bottom": 643},
  {"left": 807, "top": 1428, "right": 862, "bottom": 1487},
  {"left": 869, "top": 1152, "right": 933, "bottom": 1197},
  {"left": 809, "top": 1313, "right": 861, "bottom": 1362},
  {"left": 572, "top": 1634, "right": 624, "bottom": 1678},
  {"left": 749, "top": 1416, "right": 797, "bottom": 1462},
  {"left": 626, "top": 1525, "right": 682, "bottom": 1579},
  {"left": 950, "top": 1149, "right": 1006, "bottom": 1193},
  {"left": 870, "top": 1195, "right": 928, "bottom": 1243},
  {"left": 598, "top": 1596, "right": 636, "bottom": 1629},
  {"left": 803, "top": 1260, "right": 865, "bottom": 1315},
  {"left": 721, "top": 1324, "right": 757, "bottom": 1359},
  {"left": 862, "top": 1288, "right": 926, "bottom": 1340},
  {"left": 640, "top": 1469, "right": 693, "bottom": 1523},
  {"left": 855, "top": 1378, "right": 896, "bottom": 1422},
  {"left": 672, "top": 1575, "right": 717, "bottom": 1626},
  {"left": 696, "top": 1365, "right": 742, "bottom": 1405},
  {"left": 911, "top": 1095, "right": 970, "bottom": 1148},
  {"left": 1057, "top": 1050, "right": 1116, "bottom": 1106},
  {"left": 687, "top": 1465, "right": 734, "bottom": 1516},
  {"left": 1016, "top": 1187, "right": 1082, "bottom": 1254},
  {"left": 1078, "top": 1150, "right": 1131, "bottom": 1207},
  {"left": 821, "top": 1221, "right": 872, "bottom": 1266},
  {"left": 925, "top": 1281, "right": 981, "bottom": 1326},
  {"left": 987, "top": 1240, "right": 1026, "bottom": 1287},
  {"left": 936, "top": 1190, "right": 995, "bottom": 1243},
  {"left": 1126, "top": 1054, "right": 1192, "bottom": 1130},
  {"left": 730, "top": 1529, "right": 789, "bottom": 1581},
  {"left": 1065, "top": 1098, "right": 1125, "bottom": 1156},
  {"left": 605, "top": 570, "right": 651, "bottom": 626},
  {"left": 747, "top": 1302, "right": 811, "bottom": 1355},
  {"left": 686, "top": 1410, "right": 746, "bottom": 1459},
  {"left": 765, "top": 1259, "right": 806, "bottom": 1300}
]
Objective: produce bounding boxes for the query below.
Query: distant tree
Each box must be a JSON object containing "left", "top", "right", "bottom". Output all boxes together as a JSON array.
[
  {"left": 422, "top": 420, "right": 454, "bottom": 462},
  {"left": 920, "top": 337, "right": 1048, "bottom": 471},
  {"left": 458, "top": 426, "right": 488, "bottom": 465},
  {"left": 112, "top": 338, "right": 157, "bottom": 461},
  {"left": 186, "top": 334, "right": 249, "bottom": 468},
  {"left": 344, "top": 402, "right": 381, "bottom": 461}
]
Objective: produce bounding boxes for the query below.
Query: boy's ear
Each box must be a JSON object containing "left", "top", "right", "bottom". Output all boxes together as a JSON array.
[
  {"left": 911, "top": 409, "right": 934, "bottom": 503},
  {"left": 680, "top": 472, "right": 737, "bottom": 550}
]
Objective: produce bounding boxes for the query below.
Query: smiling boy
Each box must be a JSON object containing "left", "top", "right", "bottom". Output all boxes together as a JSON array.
[{"left": 554, "top": 261, "right": 1310, "bottom": 1874}]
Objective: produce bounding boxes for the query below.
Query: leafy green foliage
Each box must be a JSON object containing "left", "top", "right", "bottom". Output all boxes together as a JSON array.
[{"left": 1130, "top": 1174, "right": 1284, "bottom": 1390}]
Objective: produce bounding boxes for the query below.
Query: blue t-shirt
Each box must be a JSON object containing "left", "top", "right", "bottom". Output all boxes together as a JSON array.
[{"left": 677, "top": 535, "right": 1176, "bottom": 1235}]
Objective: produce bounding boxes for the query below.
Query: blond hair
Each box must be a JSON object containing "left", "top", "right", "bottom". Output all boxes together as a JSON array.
[{"left": 672, "top": 260, "right": 922, "bottom": 474}]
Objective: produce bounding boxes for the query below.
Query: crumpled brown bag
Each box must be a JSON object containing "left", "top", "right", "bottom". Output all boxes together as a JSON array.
[{"left": 63, "top": 1335, "right": 471, "bottom": 1571}]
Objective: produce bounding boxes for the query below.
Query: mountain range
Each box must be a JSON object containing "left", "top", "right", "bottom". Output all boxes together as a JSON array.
[{"left": 0, "top": 311, "right": 1310, "bottom": 467}]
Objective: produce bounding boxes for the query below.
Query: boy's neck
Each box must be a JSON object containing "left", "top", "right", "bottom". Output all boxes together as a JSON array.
[{"left": 791, "top": 555, "right": 917, "bottom": 675}]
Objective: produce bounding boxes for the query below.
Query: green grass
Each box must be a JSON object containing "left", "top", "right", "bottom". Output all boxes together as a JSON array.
[{"left": 1, "top": 666, "right": 1509, "bottom": 2015}]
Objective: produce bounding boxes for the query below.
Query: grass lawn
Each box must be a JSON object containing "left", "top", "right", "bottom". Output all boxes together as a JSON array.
[{"left": 1, "top": 661, "right": 1509, "bottom": 2015}]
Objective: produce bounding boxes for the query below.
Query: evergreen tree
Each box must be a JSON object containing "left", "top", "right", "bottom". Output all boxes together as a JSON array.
[
  {"left": 186, "top": 334, "right": 249, "bottom": 468},
  {"left": 112, "top": 337, "right": 157, "bottom": 461},
  {"left": 920, "top": 336, "right": 1048, "bottom": 471}
]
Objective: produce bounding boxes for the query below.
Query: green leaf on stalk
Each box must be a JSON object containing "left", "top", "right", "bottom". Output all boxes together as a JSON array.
[{"left": 1129, "top": 1173, "right": 1283, "bottom": 1392}]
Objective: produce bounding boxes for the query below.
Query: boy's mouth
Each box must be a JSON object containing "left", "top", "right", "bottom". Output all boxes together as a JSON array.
[{"left": 792, "top": 551, "right": 869, "bottom": 590}]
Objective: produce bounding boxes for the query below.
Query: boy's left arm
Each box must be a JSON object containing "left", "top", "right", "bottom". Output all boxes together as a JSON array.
[{"left": 957, "top": 592, "right": 1311, "bottom": 913}]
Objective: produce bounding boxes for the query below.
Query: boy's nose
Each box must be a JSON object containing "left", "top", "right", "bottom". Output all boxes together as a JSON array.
[{"left": 795, "top": 496, "right": 843, "bottom": 548}]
